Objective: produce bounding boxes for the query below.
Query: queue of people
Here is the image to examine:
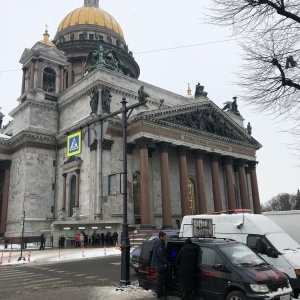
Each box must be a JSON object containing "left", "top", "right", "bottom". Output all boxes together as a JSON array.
[{"left": 67, "top": 231, "right": 119, "bottom": 247}]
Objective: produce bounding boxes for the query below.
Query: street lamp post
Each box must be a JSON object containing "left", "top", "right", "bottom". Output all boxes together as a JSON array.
[
  {"left": 18, "top": 193, "right": 36, "bottom": 261},
  {"left": 98, "top": 96, "right": 147, "bottom": 286}
]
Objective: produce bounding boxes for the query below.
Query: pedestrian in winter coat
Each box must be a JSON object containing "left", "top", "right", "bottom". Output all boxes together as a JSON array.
[
  {"left": 75, "top": 233, "right": 80, "bottom": 247},
  {"left": 84, "top": 233, "right": 88, "bottom": 247},
  {"left": 60, "top": 235, "right": 65, "bottom": 247},
  {"left": 112, "top": 231, "right": 118, "bottom": 245},
  {"left": 39, "top": 233, "right": 45, "bottom": 250},
  {"left": 79, "top": 233, "right": 84, "bottom": 247},
  {"left": 100, "top": 232, "right": 105, "bottom": 245},
  {"left": 151, "top": 231, "right": 168, "bottom": 299},
  {"left": 176, "top": 238, "right": 197, "bottom": 300}
]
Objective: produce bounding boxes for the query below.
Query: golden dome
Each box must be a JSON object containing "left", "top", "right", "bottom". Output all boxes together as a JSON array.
[
  {"left": 56, "top": 6, "right": 124, "bottom": 38},
  {"left": 39, "top": 27, "right": 56, "bottom": 47}
]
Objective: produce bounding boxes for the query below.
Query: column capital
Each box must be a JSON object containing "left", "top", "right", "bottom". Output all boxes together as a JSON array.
[
  {"left": 157, "top": 141, "right": 171, "bottom": 153},
  {"left": 194, "top": 149, "right": 207, "bottom": 159},
  {"left": 38, "top": 58, "right": 43, "bottom": 62},
  {"left": 75, "top": 169, "right": 80, "bottom": 174},
  {"left": 248, "top": 160, "right": 258, "bottom": 170},
  {"left": 135, "top": 137, "right": 152, "bottom": 148},
  {"left": 102, "top": 139, "right": 114, "bottom": 150},
  {"left": 223, "top": 156, "right": 234, "bottom": 165},
  {"left": 62, "top": 173, "right": 67, "bottom": 178},
  {"left": 31, "top": 58, "right": 37, "bottom": 63},
  {"left": 209, "top": 153, "right": 220, "bottom": 162},
  {"left": 178, "top": 146, "right": 189, "bottom": 156},
  {"left": 22, "top": 67, "right": 27, "bottom": 71},
  {"left": 235, "top": 159, "right": 246, "bottom": 167}
]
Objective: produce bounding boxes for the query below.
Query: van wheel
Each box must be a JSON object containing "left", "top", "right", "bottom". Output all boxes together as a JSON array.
[{"left": 226, "top": 291, "right": 247, "bottom": 300}]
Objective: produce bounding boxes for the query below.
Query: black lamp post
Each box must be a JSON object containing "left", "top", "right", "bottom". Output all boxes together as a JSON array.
[
  {"left": 98, "top": 96, "right": 147, "bottom": 286},
  {"left": 18, "top": 193, "right": 36, "bottom": 261}
]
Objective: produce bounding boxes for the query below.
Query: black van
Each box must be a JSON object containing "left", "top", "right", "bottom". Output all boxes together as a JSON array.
[{"left": 138, "top": 238, "right": 293, "bottom": 300}]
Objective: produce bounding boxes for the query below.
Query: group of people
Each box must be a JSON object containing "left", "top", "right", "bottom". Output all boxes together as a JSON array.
[
  {"left": 74, "top": 231, "right": 119, "bottom": 247},
  {"left": 151, "top": 231, "right": 197, "bottom": 300}
]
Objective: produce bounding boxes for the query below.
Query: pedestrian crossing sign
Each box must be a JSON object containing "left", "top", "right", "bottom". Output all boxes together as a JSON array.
[{"left": 67, "top": 131, "right": 82, "bottom": 157}]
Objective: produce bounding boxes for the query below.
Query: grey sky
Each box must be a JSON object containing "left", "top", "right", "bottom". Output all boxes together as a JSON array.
[{"left": 0, "top": 0, "right": 298, "bottom": 203}]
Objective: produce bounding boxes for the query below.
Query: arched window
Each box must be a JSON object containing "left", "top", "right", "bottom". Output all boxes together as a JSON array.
[
  {"left": 133, "top": 171, "right": 141, "bottom": 216},
  {"left": 188, "top": 178, "right": 196, "bottom": 215},
  {"left": 69, "top": 175, "right": 76, "bottom": 217},
  {"left": 43, "top": 67, "right": 56, "bottom": 93}
]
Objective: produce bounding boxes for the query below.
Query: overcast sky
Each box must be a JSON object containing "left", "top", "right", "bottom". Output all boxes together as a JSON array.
[{"left": 0, "top": 0, "right": 299, "bottom": 204}]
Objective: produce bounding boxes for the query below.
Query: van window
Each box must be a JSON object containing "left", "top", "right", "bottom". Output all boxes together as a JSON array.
[
  {"left": 199, "top": 247, "right": 222, "bottom": 267},
  {"left": 247, "top": 235, "right": 271, "bottom": 255},
  {"left": 141, "top": 243, "right": 154, "bottom": 260}
]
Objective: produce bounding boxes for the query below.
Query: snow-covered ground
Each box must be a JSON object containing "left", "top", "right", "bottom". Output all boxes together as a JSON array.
[{"left": 0, "top": 245, "right": 297, "bottom": 299}]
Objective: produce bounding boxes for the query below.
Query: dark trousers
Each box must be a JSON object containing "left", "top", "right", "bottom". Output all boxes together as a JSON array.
[{"left": 157, "top": 266, "right": 167, "bottom": 298}]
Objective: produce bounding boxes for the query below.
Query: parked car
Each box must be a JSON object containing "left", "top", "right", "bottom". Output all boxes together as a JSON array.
[
  {"left": 138, "top": 237, "right": 293, "bottom": 300},
  {"left": 130, "top": 230, "right": 179, "bottom": 272}
]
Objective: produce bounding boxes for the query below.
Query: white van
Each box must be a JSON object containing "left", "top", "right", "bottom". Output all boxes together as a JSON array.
[{"left": 180, "top": 212, "right": 300, "bottom": 296}]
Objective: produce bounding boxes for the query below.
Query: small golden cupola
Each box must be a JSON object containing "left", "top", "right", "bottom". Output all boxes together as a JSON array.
[
  {"left": 187, "top": 83, "right": 194, "bottom": 99},
  {"left": 39, "top": 25, "right": 56, "bottom": 47}
]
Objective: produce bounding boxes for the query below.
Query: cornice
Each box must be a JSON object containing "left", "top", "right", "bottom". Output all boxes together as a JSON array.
[{"left": 11, "top": 98, "right": 58, "bottom": 118}]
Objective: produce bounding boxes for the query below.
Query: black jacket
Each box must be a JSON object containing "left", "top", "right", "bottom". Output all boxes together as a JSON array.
[{"left": 151, "top": 239, "right": 167, "bottom": 270}]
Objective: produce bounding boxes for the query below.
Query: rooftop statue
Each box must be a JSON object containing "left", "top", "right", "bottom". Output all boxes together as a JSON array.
[
  {"left": 194, "top": 83, "right": 208, "bottom": 98},
  {"left": 138, "top": 86, "right": 150, "bottom": 103},
  {"left": 222, "top": 97, "right": 241, "bottom": 116},
  {"left": 247, "top": 122, "right": 252, "bottom": 135},
  {"left": 85, "top": 44, "right": 122, "bottom": 74}
]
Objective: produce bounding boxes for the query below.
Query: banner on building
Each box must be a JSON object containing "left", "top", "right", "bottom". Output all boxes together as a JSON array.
[{"left": 67, "top": 131, "right": 82, "bottom": 157}]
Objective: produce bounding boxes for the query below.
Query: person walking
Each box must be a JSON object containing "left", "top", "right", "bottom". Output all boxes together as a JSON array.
[
  {"left": 59, "top": 235, "right": 65, "bottom": 248},
  {"left": 75, "top": 233, "right": 80, "bottom": 247},
  {"left": 151, "top": 231, "right": 168, "bottom": 299},
  {"left": 39, "top": 233, "right": 45, "bottom": 250},
  {"left": 176, "top": 238, "right": 197, "bottom": 300},
  {"left": 100, "top": 232, "right": 105, "bottom": 246},
  {"left": 80, "top": 232, "right": 84, "bottom": 247}
]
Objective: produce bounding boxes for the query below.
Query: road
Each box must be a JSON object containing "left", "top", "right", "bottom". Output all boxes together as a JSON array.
[{"left": 0, "top": 255, "right": 142, "bottom": 300}]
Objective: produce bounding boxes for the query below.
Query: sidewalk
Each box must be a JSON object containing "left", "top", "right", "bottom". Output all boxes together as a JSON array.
[{"left": 0, "top": 245, "right": 121, "bottom": 266}]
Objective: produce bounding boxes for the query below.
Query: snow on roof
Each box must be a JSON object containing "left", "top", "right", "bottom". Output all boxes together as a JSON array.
[{"left": 0, "top": 133, "right": 11, "bottom": 140}]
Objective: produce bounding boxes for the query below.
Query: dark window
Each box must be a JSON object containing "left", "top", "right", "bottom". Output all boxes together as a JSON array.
[
  {"left": 42, "top": 67, "right": 56, "bottom": 93},
  {"left": 89, "top": 34, "right": 94, "bottom": 40},
  {"left": 116, "top": 40, "right": 120, "bottom": 47},
  {"left": 69, "top": 175, "right": 76, "bottom": 217},
  {"left": 107, "top": 36, "right": 112, "bottom": 44}
]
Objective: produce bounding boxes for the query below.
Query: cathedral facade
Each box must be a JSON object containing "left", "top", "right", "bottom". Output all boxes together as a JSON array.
[{"left": 0, "top": 0, "right": 261, "bottom": 246}]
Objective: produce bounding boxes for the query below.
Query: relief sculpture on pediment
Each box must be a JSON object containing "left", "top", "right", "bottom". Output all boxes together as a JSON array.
[{"left": 163, "top": 108, "right": 244, "bottom": 141}]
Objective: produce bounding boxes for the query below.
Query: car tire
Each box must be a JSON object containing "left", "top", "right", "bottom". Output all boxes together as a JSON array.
[{"left": 226, "top": 291, "right": 247, "bottom": 300}]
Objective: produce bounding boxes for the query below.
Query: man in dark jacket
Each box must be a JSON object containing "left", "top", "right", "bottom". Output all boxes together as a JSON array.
[
  {"left": 151, "top": 231, "right": 168, "bottom": 299},
  {"left": 176, "top": 238, "right": 197, "bottom": 299},
  {"left": 39, "top": 233, "right": 45, "bottom": 250}
]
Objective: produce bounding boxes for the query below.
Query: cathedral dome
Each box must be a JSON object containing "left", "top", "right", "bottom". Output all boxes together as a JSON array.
[
  {"left": 54, "top": 0, "right": 140, "bottom": 79},
  {"left": 56, "top": 6, "right": 124, "bottom": 39}
]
